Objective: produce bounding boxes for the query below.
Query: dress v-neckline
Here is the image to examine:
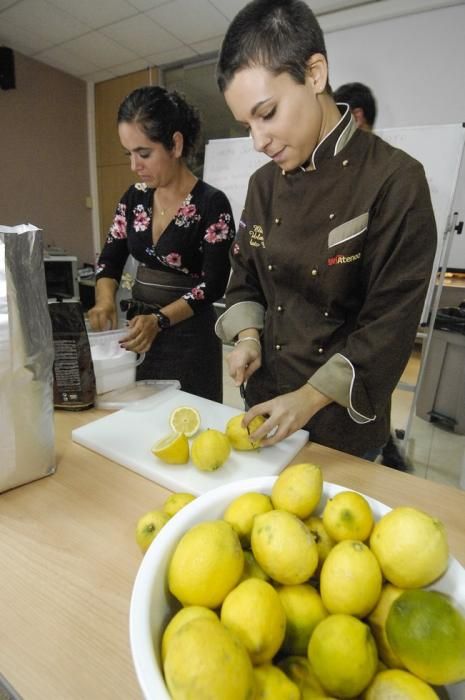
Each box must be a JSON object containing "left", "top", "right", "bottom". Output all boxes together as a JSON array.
[{"left": 151, "top": 180, "right": 198, "bottom": 246}]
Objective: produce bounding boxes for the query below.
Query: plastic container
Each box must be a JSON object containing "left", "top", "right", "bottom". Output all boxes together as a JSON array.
[
  {"left": 87, "top": 328, "right": 145, "bottom": 395},
  {"left": 95, "top": 380, "right": 180, "bottom": 410}
]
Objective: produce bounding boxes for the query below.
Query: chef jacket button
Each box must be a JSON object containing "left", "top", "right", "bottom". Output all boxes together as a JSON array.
[
  {"left": 342, "top": 159, "right": 349, "bottom": 167},
  {"left": 311, "top": 268, "right": 318, "bottom": 277},
  {"left": 268, "top": 264, "right": 274, "bottom": 271},
  {"left": 275, "top": 344, "right": 282, "bottom": 351},
  {"left": 277, "top": 305, "right": 283, "bottom": 312},
  {"left": 318, "top": 347, "right": 324, "bottom": 354},
  {"left": 324, "top": 311, "right": 329, "bottom": 317},
  {"left": 274, "top": 217, "right": 282, "bottom": 225},
  {"left": 329, "top": 213, "right": 335, "bottom": 220}
]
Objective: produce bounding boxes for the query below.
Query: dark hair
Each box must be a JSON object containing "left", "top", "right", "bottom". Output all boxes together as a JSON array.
[
  {"left": 333, "top": 82, "right": 377, "bottom": 128},
  {"left": 117, "top": 86, "right": 201, "bottom": 159},
  {"left": 216, "top": 0, "right": 329, "bottom": 92}
]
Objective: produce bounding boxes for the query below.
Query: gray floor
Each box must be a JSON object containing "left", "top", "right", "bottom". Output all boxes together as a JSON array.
[{"left": 222, "top": 346, "right": 464, "bottom": 491}]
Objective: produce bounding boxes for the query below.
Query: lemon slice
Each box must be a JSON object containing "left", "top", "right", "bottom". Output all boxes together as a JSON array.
[
  {"left": 169, "top": 406, "right": 201, "bottom": 438},
  {"left": 152, "top": 432, "right": 189, "bottom": 464}
]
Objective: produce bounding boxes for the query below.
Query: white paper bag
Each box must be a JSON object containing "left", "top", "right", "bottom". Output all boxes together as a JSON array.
[{"left": 0, "top": 224, "right": 55, "bottom": 492}]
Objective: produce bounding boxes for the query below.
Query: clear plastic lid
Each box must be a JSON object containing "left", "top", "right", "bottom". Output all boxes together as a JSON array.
[{"left": 95, "top": 379, "right": 180, "bottom": 411}]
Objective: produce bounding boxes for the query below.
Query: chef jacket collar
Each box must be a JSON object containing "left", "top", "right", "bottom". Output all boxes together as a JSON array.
[{"left": 295, "top": 103, "right": 357, "bottom": 173}]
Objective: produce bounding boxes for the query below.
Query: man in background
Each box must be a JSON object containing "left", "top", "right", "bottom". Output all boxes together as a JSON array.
[
  {"left": 333, "top": 81, "right": 377, "bottom": 131},
  {"left": 333, "top": 81, "right": 408, "bottom": 472}
]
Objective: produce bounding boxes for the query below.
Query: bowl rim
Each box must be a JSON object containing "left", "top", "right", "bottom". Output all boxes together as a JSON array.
[{"left": 129, "top": 476, "right": 464, "bottom": 700}]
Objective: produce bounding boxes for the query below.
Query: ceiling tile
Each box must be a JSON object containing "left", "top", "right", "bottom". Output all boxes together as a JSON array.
[
  {"left": 190, "top": 35, "right": 223, "bottom": 55},
  {"left": 147, "top": 0, "right": 229, "bottom": 43},
  {"left": 35, "top": 44, "right": 99, "bottom": 76},
  {"left": 0, "top": 0, "right": 90, "bottom": 43},
  {"left": 0, "top": 18, "right": 54, "bottom": 54},
  {"left": 101, "top": 13, "right": 182, "bottom": 56},
  {"left": 63, "top": 32, "right": 140, "bottom": 68},
  {"left": 110, "top": 57, "right": 151, "bottom": 76},
  {"left": 44, "top": 0, "right": 138, "bottom": 28},
  {"left": 207, "top": 0, "right": 249, "bottom": 20},
  {"left": 146, "top": 44, "right": 197, "bottom": 67},
  {"left": 82, "top": 68, "right": 116, "bottom": 83},
  {"left": 127, "top": 0, "right": 172, "bottom": 9},
  {"left": 310, "top": 0, "right": 378, "bottom": 13}
]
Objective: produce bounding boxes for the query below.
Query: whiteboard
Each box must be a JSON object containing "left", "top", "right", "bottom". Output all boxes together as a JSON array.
[
  {"left": 204, "top": 124, "right": 465, "bottom": 322},
  {"left": 203, "top": 137, "right": 268, "bottom": 227}
]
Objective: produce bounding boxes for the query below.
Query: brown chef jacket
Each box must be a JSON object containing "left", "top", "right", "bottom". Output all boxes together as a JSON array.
[{"left": 216, "top": 105, "right": 437, "bottom": 456}]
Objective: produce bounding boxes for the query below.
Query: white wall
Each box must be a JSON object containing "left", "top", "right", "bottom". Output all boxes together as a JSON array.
[{"left": 325, "top": 4, "right": 465, "bottom": 269}]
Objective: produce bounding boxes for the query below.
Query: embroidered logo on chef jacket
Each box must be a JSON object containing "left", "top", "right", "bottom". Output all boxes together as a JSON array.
[
  {"left": 328, "top": 252, "right": 361, "bottom": 266},
  {"left": 249, "top": 224, "right": 265, "bottom": 248}
]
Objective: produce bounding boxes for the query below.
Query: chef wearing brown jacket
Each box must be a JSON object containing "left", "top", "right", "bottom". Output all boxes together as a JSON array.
[{"left": 215, "top": 0, "right": 437, "bottom": 458}]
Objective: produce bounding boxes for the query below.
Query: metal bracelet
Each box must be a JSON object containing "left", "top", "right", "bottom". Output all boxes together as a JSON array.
[{"left": 234, "top": 336, "right": 261, "bottom": 350}]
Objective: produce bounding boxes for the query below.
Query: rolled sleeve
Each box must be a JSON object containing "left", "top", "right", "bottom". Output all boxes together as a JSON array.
[
  {"left": 309, "top": 352, "right": 377, "bottom": 424},
  {"left": 215, "top": 301, "right": 265, "bottom": 343}
]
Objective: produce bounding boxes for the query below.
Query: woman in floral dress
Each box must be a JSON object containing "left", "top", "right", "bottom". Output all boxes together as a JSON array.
[{"left": 88, "top": 86, "right": 235, "bottom": 401}]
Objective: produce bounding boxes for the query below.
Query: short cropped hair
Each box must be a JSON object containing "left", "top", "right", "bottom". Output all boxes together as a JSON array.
[
  {"left": 117, "top": 86, "right": 201, "bottom": 159},
  {"left": 333, "top": 82, "right": 377, "bottom": 128},
  {"left": 216, "top": 0, "right": 329, "bottom": 93}
]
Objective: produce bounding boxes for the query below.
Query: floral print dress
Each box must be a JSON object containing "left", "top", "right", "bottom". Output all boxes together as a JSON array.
[
  {"left": 96, "top": 179, "right": 235, "bottom": 312},
  {"left": 96, "top": 179, "right": 235, "bottom": 401}
]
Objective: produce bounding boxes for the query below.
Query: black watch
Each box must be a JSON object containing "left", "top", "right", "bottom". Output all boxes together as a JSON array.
[{"left": 153, "top": 310, "right": 170, "bottom": 330}]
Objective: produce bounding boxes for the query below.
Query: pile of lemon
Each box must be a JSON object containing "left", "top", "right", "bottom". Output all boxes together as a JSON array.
[
  {"left": 158, "top": 463, "right": 465, "bottom": 699},
  {"left": 151, "top": 406, "right": 266, "bottom": 471}
]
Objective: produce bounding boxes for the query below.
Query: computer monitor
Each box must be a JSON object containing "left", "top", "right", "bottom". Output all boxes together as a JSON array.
[{"left": 44, "top": 255, "right": 79, "bottom": 299}]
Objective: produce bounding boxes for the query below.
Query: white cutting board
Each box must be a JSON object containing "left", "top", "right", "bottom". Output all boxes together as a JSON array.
[{"left": 72, "top": 390, "right": 309, "bottom": 495}]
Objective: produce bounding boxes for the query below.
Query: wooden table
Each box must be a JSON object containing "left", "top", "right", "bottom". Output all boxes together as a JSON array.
[{"left": 1, "top": 408, "right": 464, "bottom": 700}]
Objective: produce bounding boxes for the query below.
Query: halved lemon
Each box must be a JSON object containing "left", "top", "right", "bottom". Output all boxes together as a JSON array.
[
  {"left": 169, "top": 406, "right": 201, "bottom": 438},
  {"left": 151, "top": 432, "right": 189, "bottom": 464}
]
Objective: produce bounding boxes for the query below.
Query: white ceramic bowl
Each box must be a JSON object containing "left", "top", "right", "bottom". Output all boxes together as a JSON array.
[{"left": 129, "top": 477, "right": 465, "bottom": 700}]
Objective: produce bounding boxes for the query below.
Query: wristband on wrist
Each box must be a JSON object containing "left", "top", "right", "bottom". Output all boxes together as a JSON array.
[
  {"left": 234, "top": 336, "right": 261, "bottom": 350},
  {"left": 152, "top": 310, "right": 170, "bottom": 330}
]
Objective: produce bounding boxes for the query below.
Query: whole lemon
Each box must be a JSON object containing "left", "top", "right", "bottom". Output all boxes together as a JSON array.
[
  {"left": 271, "top": 463, "right": 323, "bottom": 519},
  {"left": 367, "top": 583, "right": 406, "bottom": 669},
  {"left": 225, "top": 413, "right": 266, "bottom": 450},
  {"left": 191, "top": 429, "right": 231, "bottom": 471},
  {"left": 303, "top": 516, "right": 335, "bottom": 573},
  {"left": 320, "top": 540, "right": 382, "bottom": 618},
  {"left": 135, "top": 509, "right": 170, "bottom": 553},
  {"left": 277, "top": 583, "right": 328, "bottom": 656},
  {"left": 322, "top": 490, "right": 374, "bottom": 542},
  {"left": 385, "top": 589, "right": 465, "bottom": 685},
  {"left": 168, "top": 520, "right": 244, "bottom": 608},
  {"left": 308, "top": 614, "right": 378, "bottom": 698},
  {"left": 223, "top": 491, "right": 273, "bottom": 545},
  {"left": 362, "top": 668, "right": 440, "bottom": 699},
  {"left": 369, "top": 507, "right": 449, "bottom": 588},
  {"left": 161, "top": 605, "right": 218, "bottom": 663},
  {"left": 251, "top": 509, "right": 319, "bottom": 585},
  {"left": 164, "top": 617, "right": 255, "bottom": 700},
  {"left": 253, "top": 664, "right": 300, "bottom": 700},
  {"left": 221, "top": 578, "right": 286, "bottom": 665},
  {"left": 278, "top": 656, "right": 329, "bottom": 698},
  {"left": 240, "top": 550, "right": 270, "bottom": 582},
  {"left": 162, "top": 492, "right": 196, "bottom": 518}
]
